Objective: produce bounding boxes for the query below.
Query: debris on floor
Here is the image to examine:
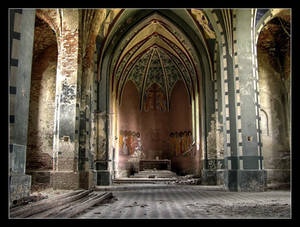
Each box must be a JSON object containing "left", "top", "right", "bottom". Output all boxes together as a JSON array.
[
  {"left": 123, "top": 201, "right": 148, "bottom": 208},
  {"left": 168, "top": 174, "right": 201, "bottom": 185},
  {"left": 10, "top": 193, "right": 48, "bottom": 209},
  {"left": 201, "top": 202, "right": 291, "bottom": 218},
  {"left": 77, "top": 187, "right": 291, "bottom": 219},
  {"left": 9, "top": 190, "right": 113, "bottom": 218}
]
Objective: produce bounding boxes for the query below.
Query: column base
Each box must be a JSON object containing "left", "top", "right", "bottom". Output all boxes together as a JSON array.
[
  {"left": 50, "top": 171, "right": 79, "bottom": 190},
  {"left": 96, "top": 170, "right": 111, "bottom": 186},
  {"left": 9, "top": 174, "right": 31, "bottom": 205},
  {"left": 224, "top": 169, "right": 267, "bottom": 192},
  {"left": 265, "top": 169, "right": 290, "bottom": 185},
  {"left": 201, "top": 169, "right": 225, "bottom": 185},
  {"left": 79, "top": 170, "right": 97, "bottom": 189},
  {"left": 26, "top": 170, "right": 51, "bottom": 191}
]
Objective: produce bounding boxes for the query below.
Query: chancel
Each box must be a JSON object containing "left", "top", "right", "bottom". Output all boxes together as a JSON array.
[{"left": 9, "top": 8, "right": 291, "bottom": 209}]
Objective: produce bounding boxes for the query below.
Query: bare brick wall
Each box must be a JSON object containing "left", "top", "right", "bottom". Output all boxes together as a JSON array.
[{"left": 26, "top": 16, "right": 58, "bottom": 172}]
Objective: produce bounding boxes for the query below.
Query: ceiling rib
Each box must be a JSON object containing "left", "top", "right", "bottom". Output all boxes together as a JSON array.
[
  {"left": 112, "top": 12, "right": 200, "bottom": 111},
  {"left": 156, "top": 48, "right": 170, "bottom": 111},
  {"left": 140, "top": 48, "right": 155, "bottom": 110}
]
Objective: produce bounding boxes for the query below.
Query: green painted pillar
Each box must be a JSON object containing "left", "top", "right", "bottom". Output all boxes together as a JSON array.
[
  {"left": 224, "top": 9, "right": 266, "bottom": 191},
  {"left": 9, "top": 9, "right": 35, "bottom": 204},
  {"left": 95, "top": 54, "right": 112, "bottom": 186}
]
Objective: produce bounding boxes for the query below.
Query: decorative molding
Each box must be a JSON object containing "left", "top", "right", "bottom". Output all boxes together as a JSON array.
[{"left": 212, "top": 11, "right": 231, "bottom": 157}]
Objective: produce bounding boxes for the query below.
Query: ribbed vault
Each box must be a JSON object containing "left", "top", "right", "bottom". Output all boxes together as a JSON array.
[{"left": 111, "top": 12, "right": 201, "bottom": 111}]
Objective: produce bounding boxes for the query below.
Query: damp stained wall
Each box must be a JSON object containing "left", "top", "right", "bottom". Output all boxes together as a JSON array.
[
  {"left": 26, "top": 48, "right": 57, "bottom": 170},
  {"left": 168, "top": 80, "right": 194, "bottom": 175},
  {"left": 118, "top": 80, "right": 193, "bottom": 175},
  {"left": 26, "top": 17, "right": 58, "bottom": 172},
  {"left": 257, "top": 46, "right": 290, "bottom": 185}
]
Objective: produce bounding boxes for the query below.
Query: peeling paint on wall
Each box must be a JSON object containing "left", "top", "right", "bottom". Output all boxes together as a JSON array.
[
  {"left": 257, "top": 41, "right": 290, "bottom": 185},
  {"left": 207, "top": 115, "right": 217, "bottom": 160},
  {"left": 60, "top": 80, "right": 76, "bottom": 104},
  {"left": 97, "top": 112, "right": 107, "bottom": 160}
]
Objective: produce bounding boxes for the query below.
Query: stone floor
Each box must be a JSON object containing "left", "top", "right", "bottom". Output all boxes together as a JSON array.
[{"left": 75, "top": 185, "right": 291, "bottom": 219}]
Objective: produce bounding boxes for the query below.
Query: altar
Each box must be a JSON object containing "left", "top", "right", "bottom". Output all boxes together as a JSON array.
[{"left": 139, "top": 159, "right": 171, "bottom": 171}]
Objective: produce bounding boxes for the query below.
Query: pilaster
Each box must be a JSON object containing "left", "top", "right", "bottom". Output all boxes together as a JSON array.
[
  {"left": 223, "top": 9, "right": 266, "bottom": 191},
  {"left": 9, "top": 9, "right": 35, "bottom": 204},
  {"left": 51, "top": 9, "right": 80, "bottom": 189},
  {"left": 95, "top": 58, "right": 112, "bottom": 185}
]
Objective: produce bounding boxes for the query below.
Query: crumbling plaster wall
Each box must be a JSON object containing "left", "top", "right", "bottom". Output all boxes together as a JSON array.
[
  {"left": 257, "top": 47, "right": 290, "bottom": 185},
  {"left": 117, "top": 80, "right": 193, "bottom": 176},
  {"left": 77, "top": 9, "right": 107, "bottom": 187},
  {"left": 10, "top": 9, "right": 108, "bottom": 197},
  {"left": 27, "top": 48, "right": 57, "bottom": 170},
  {"left": 169, "top": 80, "right": 193, "bottom": 175},
  {"left": 117, "top": 81, "right": 141, "bottom": 177},
  {"left": 27, "top": 17, "right": 58, "bottom": 172}
]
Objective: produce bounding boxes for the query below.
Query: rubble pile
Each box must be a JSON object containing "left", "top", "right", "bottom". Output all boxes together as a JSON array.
[
  {"left": 10, "top": 190, "right": 113, "bottom": 218},
  {"left": 168, "top": 174, "right": 201, "bottom": 185},
  {"left": 11, "top": 193, "right": 48, "bottom": 208}
]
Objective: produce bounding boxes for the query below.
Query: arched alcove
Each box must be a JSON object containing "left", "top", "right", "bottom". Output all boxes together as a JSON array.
[
  {"left": 26, "top": 15, "right": 58, "bottom": 191},
  {"left": 169, "top": 79, "right": 193, "bottom": 175},
  {"left": 256, "top": 11, "right": 290, "bottom": 186}
]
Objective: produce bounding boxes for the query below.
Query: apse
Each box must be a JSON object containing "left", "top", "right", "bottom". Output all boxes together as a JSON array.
[{"left": 113, "top": 12, "right": 198, "bottom": 177}]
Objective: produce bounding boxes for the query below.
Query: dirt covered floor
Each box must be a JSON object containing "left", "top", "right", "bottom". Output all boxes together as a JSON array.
[
  {"left": 10, "top": 184, "right": 291, "bottom": 219},
  {"left": 78, "top": 185, "right": 291, "bottom": 219}
]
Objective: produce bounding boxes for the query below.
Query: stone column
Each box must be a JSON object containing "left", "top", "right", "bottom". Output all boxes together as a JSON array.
[
  {"left": 95, "top": 55, "right": 112, "bottom": 185},
  {"left": 9, "top": 9, "right": 35, "bottom": 203},
  {"left": 51, "top": 9, "right": 81, "bottom": 189},
  {"left": 200, "top": 58, "right": 219, "bottom": 184},
  {"left": 224, "top": 9, "right": 266, "bottom": 191}
]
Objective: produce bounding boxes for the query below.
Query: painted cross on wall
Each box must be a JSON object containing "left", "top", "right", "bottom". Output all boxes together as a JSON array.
[{"left": 143, "top": 83, "right": 167, "bottom": 112}]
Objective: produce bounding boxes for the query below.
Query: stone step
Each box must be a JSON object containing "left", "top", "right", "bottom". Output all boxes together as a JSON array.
[
  {"left": 131, "top": 170, "right": 178, "bottom": 179},
  {"left": 113, "top": 178, "right": 177, "bottom": 184}
]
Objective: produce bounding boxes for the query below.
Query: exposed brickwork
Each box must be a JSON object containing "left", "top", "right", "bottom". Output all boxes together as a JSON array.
[
  {"left": 26, "top": 171, "right": 52, "bottom": 192},
  {"left": 9, "top": 9, "right": 291, "bottom": 203},
  {"left": 32, "top": 17, "right": 57, "bottom": 62},
  {"left": 26, "top": 15, "right": 57, "bottom": 172},
  {"left": 57, "top": 156, "right": 77, "bottom": 171},
  {"left": 51, "top": 172, "right": 79, "bottom": 190},
  {"left": 79, "top": 170, "right": 96, "bottom": 189},
  {"left": 35, "top": 9, "right": 60, "bottom": 36},
  {"left": 26, "top": 153, "right": 53, "bottom": 170},
  {"left": 81, "top": 9, "right": 106, "bottom": 69},
  {"left": 51, "top": 10, "right": 80, "bottom": 179},
  {"left": 58, "top": 29, "right": 79, "bottom": 77}
]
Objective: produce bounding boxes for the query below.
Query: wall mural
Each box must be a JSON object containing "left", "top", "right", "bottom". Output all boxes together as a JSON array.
[
  {"left": 144, "top": 83, "right": 167, "bottom": 112},
  {"left": 169, "top": 131, "right": 193, "bottom": 156},
  {"left": 119, "top": 130, "right": 144, "bottom": 159}
]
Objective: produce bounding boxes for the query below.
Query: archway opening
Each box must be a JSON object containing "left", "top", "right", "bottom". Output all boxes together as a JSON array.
[
  {"left": 106, "top": 11, "right": 205, "bottom": 178},
  {"left": 26, "top": 15, "right": 58, "bottom": 191},
  {"left": 257, "top": 10, "right": 291, "bottom": 186}
]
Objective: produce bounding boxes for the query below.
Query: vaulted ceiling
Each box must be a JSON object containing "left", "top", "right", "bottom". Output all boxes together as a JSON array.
[
  {"left": 110, "top": 12, "right": 213, "bottom": 111},
  {"left": 257, "top": 12, "right": 290, "bottom": 76}
]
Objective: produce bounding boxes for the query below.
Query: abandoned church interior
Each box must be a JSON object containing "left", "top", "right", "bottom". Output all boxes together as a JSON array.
[{"left": 9, "top": 8, "right": 291, "bottom": 209}]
